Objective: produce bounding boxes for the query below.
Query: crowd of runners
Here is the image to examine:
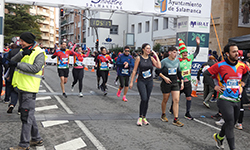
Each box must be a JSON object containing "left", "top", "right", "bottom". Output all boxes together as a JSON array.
[{"left": 2, "top": 33, "right": 249, "bottom": 150}]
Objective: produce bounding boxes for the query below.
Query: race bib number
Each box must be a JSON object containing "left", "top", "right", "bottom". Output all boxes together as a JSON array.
[
  {"left": 100, "top": 62, "right": 108, "bottom": 70},
  {"left": 142, "top": 69, "right": 151, "bottom": 79},
  {"left": 226, "top": 79, "right": 240, "bottom": 89},
  {"left": 75, "top": 61, "right": 83, "bottom": 66},
  {"left": 121, "top": 69, "right": 129, "bottom": 75},
  {"left": 62, "top": 58, "right": 68, "bottom": 64},
  {"left": 168, "top": 68, "right": 177, "bottom": 75},
  {"left": 181, "top": 70, "right": 191, "bottom": 76}
]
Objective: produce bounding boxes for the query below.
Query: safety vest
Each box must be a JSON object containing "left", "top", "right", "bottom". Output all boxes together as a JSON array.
[{"left": 12, "top": 47, "right": 47, "bottom": 93}]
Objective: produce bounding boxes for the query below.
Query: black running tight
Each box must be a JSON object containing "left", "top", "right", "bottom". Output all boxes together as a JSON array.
[{"left": 72, "top": 68, "right": 84, "bottom": 92}]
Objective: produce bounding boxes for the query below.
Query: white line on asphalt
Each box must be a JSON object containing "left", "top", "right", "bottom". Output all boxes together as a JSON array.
[
  {"left": 106, "top": 83, "right": 221, "bottom": 131},
  {"left": 35, "top": 105, "right": 58, "bottom": 112},
  {"left": 36, "top": 145, "right": 46, "bottom": 150},
  {"left": 54, "top": 137, "right": 87, "bottom": 150},
  {"left": 39, "top": 85, "right": 43, "bottom": 88},
  {"left": 42, "top": 80, "right": 106, "bottom": 150},
  {"left": 193, "top": 118, "right": 220, "bottom": 131},
  {"left": 36, "top": 96, "right": 52, "bottom": 101},
  {"left": 41, "top": 120, "right": 69, "bottom": 128},
  {"left": 38, "top": 89, "right": 46, "bottom": 93}
]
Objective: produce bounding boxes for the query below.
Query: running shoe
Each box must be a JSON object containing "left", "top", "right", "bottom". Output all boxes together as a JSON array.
[
  {"left": 8, "top": 146, "right": 30, "bottom": 150},
  {"left": 210, "top": 98, "right": 217, "bottom": 103},
  {"left": 116, "top": 90, "right": 121, "bottom": 97},
  {"left": 235, "top": 123, "right": 243, "bottom": 130},
  {"left": 7, "top": 105, "right": 14, "bottom": 113},
  {"left": 203, "top": 101, "right": 210, "bottom": 108},
  {"left": 142, "top": 118, "right": 150, "bottom": 125},
  {"left": 97, "top": 84, "right": 100, "bottom": 89},
  {"left": 79, "top": 92, "right": 83, "bottom": 97},
  {"left": 4, "top": 100, "right": 10, "bottom": 104},
  {"left": 215, "top": 118, "right": 225, "bottom": 126},
  {"left": 169, "top": 108, "right": 173, "bottom": 114},
  {"left": 114, "top": 80, "right": 118, "bottom": 86},
  {"left": 71, "top": 84, "right": 74, "bottom": 91},
  {"left": 184, "top": 112, "right": 194, "bottom": 120},
  {"left": 161, "top": 114, "right": 168, "bottom": 122},
  {"left": 122, "top": 96, "right": 128, "bottom": 102},
  {"left": 137, "top": 118, "right": 142, "bottom": 126},
  {"left": 172, "top": 118, "right": 184, "bottom": 127},
  {"left": 30, "top": 139, "right": 44, "bottom": 146},
  {"left": 63, "top": 93, "right": 67, "bottom": 98},
  {"left": 213, "top": 133, "right": 224, "bottom": 149},
  {"left": 211, "top": 113, "right": 222, "bottom": 121}
]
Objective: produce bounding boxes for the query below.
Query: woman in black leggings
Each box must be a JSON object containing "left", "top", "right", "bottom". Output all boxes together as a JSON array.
[
  {"left": 71, "top": 46, "right": 90, "bottom": 97},
  {"left": 129, "top": 43, "right": 161, "bottom": 126}
]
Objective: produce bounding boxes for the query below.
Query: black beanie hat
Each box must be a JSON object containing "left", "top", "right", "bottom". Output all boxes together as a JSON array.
[{"left": 20, "top": 32, "right": 36, "bottom": 44}]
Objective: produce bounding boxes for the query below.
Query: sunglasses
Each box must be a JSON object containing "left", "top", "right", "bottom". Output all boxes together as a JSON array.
[{"left": 125, "top": 50, "right": 130, "bottom": 52}]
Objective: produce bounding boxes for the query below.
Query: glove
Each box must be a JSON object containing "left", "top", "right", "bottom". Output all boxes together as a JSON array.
[
  {"left": 51, "top": 55, "right": 56, "bottom": 59},
  {"left": 22, "top": 48, "right": 33, "bottom": 56},
  {"left": 9, "top": 61, "right": 18, "bottom": 67}
]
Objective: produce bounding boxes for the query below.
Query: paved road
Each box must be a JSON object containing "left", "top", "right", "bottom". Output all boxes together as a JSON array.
[{"left": 0, "top": 65, "right": 250, "bottom": 150}]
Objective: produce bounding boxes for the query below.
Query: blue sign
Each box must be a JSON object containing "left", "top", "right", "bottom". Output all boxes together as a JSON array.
[
  {"left": 105, "top": 38, "right": 112, "bottom": 42},
  {"left": 191, "top": 61, "right": 204, "bottom": 76}
]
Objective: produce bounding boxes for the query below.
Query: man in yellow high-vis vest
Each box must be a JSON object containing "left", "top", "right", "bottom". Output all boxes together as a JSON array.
[{"left": 9, "top": 32, "right": 47, "bottom": 150}]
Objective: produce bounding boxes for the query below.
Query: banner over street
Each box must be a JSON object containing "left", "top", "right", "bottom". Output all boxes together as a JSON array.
[{"left": 5, "top": 0, "right": 211, "bottom": 18}]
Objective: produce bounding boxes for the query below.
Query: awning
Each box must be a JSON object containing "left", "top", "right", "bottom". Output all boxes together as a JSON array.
[{"left": 228, "top": 34, "right": 250, "bottom": 50}]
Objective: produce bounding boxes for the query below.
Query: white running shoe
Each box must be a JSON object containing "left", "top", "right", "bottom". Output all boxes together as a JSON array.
[
  {"left": 215, "top": 118, "right": 225, "bottom": 126},
  {"left": 79, "top": 92, "right": 83, "bottom": 97},
  {"left": 114, "top": 80, "right": 118, "bottom": 86}
]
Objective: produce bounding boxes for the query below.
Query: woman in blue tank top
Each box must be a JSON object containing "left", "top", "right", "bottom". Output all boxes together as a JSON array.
[{"left": 129, "top": 43, "right": 161, "bottom": 126}]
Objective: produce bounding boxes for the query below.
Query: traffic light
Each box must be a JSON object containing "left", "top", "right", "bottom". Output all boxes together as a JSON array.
[
  {"left": 95, "top": 39, "right": 99, "bottom": 50},
  {"left": 60, "top": 8, "right": 64, "bottom": 16}
]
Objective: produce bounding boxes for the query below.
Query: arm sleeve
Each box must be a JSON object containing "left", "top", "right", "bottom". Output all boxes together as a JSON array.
[
  {"left": 17, "top": 53, "right": 45, "bottom": 73},
  {"left": 203, "top": 70, "right": 215, "bottom": 88},
  {"left": 197, "top": 63, "right": 206, "bottom": 80},
  {"left": 177, "top": 64, "right": 183, "bottom": 80},
  {"left": 193, "top": 45, "right": 200, "bottom": 58}
]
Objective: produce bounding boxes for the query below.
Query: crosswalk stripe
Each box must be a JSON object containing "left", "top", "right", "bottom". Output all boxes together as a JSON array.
[
  {"left": 36, "top": 96, "right": 52, "bottom": 101},
  {"left": 41, "top": 120, "right": 69, "bottom": 128},
  {"left": 39, "top": 89, "right": 46, "bottom": 93},
  {"left": 35, "top": 105, "right": 58, "bottom": 111},
  {"left": 54, "top": 137, "right": 87, "bottom": 150},
  {"left": 36, "top": 145, "right": 46, "bottom": 150}
]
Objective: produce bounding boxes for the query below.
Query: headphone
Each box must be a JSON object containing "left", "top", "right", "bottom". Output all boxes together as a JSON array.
[{"left": 227, "top": 54, "right": 229, "bottom": 56}]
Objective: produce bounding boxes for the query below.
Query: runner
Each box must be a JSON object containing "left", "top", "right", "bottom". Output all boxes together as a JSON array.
[
  {"left": 116, "top": 46, "right": 134, "bottom": 102},
  {"left": 51, "top": 42, "right": 73, "bottom": 98},
  {"left": 170, "top": 37, "right": 200, "bottom": 120},
  {"left": 71, "top": 45, "right": 90, "bottom": 97},
  {"left": 156, "top": 46, "right": 184, "bottom": 127},
  {"left": 129, "top": 43, "right": 161, "bottom": 126},
  {"left": 96, "top": 47, "right": 112, "bottom": 95},
  {"left": 94, "top": 50, "right": 101, "bottom": 89},
  {"left": 203, "top": 43, "right": 249, "bottom": 150}
]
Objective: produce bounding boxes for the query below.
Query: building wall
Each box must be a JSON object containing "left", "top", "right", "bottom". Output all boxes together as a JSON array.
[{"left": 210, "top": 0, "right": 250, "bottom": 53}]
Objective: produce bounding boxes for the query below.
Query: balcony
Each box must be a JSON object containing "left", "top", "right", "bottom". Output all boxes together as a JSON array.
[
  {"left": 68, "top": 19, "right": 74, "bottom": 24},
  {"left": 43, "top": 43, "right": 49, "bottom": 47},
  {"left": 41, "top": 35, "right": 49, "bottom": 40},
  {"left": 40, "top": 28, "right": 49, "bottom": 32},
  {"left": 82, "top": 38, "right": 86, "bottom": 43},
  {"left": 68, "top": 30, "right": 74, "bottom": 35},
  {"left": 37, "top": 10, "right": 49, "bottom": 17},
  {"left": 56, "top": 34, "right": 59, "bottom": 37},
  {"left": 50, "top": 37, "right": 54, "bottom": 41},
  {"left": 50, "top": 30, "right": 54, "bottom": 34},
  {"left": 50, "top": 22, "right": 54, "bottom": 26},
  {"left": 61, "top": 20, "right": 67, "bottom": 26},
  {"left": 42, "top": 20, "right": 49, "bottom": 25},
  {"left": 61, "top": 30, "right": 67, "bottom": 36},
  {"left": 49, "top": 43, "right": 54, "bottom": 48},
  {"left": 29, "top": 9, "right": 36, "bottom": 14}
]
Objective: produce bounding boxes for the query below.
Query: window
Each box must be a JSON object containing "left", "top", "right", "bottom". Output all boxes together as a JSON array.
[
  {"left": 163, "top": 17, "right": 168, "bottom": 29},
  {"left": 145, "top": 21, "right": 150, "bottom": 32},
  {"left": 131, "top": 24, "right": 135, "bottom": 33},
  {"left": 138, "top": 23, "right": 142, "bottom": 33},
  {"left": 91, "top": 28, "right": 94, "bottom": 36},
  {"left": 110, "top": 25, "right": 118, "bottom": 34},
  {"left": 174, "top": 18, "right": 177, "bottom": 28},
  {"left": 153, "top": 19, "right": 158, "bottom": 31}
]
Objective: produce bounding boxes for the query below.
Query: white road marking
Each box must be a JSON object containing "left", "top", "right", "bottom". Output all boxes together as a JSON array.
[
  {"left": 42, "top": 80, "right": 106, "bottom": 150},
  {"left": 36, "top": 96, "right": 52, "bottom": 101},
  {"left": 41, "top": 120, "right": 69, "bottom": 128},
  {"left": 54, "top": 137, "right": 87, "bottom": 150},
  {"left": 38, "top": 89, "right": 46, "bottom": 93},
  {"left": 36, "top": 145, "right": 46, "bottom": 150},
  {"left": 35, "top": 105, "right": 58, "bottom": 112},
  {"left": 107, "top": 83, "right": 221, "bottom": 132},
  {"left": 39, "top": 85, "right": 43, "bottom": 88}
]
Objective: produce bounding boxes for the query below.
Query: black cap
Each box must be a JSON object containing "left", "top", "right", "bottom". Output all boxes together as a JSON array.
[{"left": 20, "top": 32, "right": 36, "bottom": 44}]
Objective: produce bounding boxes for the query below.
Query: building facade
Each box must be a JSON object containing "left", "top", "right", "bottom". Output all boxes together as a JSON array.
[{"left": 30, "top": 6, "right": 59, "bottom": 49}]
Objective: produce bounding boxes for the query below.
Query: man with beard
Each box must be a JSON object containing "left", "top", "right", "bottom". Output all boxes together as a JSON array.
[{"left": 203, "top": 43, "right": 249, "bottom": 150}]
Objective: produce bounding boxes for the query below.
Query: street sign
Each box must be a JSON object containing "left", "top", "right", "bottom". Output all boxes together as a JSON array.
[
  {"left": 105, "top": 38, "right": 112, "bottom": 42},
  {"left": 90, "top": 19, "right": 112, "bottom": 28}
]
